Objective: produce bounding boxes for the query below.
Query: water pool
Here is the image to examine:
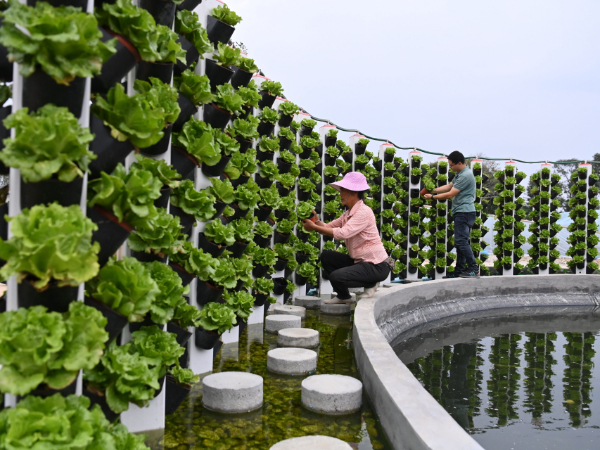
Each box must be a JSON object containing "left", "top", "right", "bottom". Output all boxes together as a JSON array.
[
  {"left": 393, "top": 309, "right": 600, "bottom": 450},
  {"left": 159, "top": 310, "right": 392, "bottom": 449}
]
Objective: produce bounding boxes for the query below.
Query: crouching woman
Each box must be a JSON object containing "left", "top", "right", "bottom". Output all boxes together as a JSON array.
[{"left": 301, "top": 172, "right": 391, "bottom": 304}]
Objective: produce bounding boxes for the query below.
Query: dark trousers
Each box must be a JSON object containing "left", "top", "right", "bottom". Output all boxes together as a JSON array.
[
  {"left": 320, "top": 250, "right": 390, "bottom": 300},
  {"left": 454, "top": 212, "right": 478, "bottom": 273}
]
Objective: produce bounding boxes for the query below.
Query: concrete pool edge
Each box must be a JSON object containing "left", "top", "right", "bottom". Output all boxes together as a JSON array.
[{"left": 352, "top": 275, "right": 600, "bottom": 450}]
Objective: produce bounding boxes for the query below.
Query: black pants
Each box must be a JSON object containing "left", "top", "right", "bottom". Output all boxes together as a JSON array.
[
  {"left": 454, "top": 212, "right": 478, "bottom": 274},
  {"left": 320, "top": 250, "right": 391, "bottom": 300}
]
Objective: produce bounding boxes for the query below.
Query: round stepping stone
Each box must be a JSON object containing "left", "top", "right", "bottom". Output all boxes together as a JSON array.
[
  {"left": 278, "top": 328, "right": 319, "bottom": 348},
  {"left": 202, "top": 371, "right": 263, "bottom": 414},
  {"left": 270, "top": 436, "right": 353, "bottom": 450},
  {"left": 267, "top": 348, "right": 317, "bottom": 375},
  {"left": 321, "top": 303, "right": 352, "bottom": 315},
  {"left": 265, "top": 315, "right": 301, "bottom": 334},
  {"left": 273, "top": 304, "right": 306, "bottom": 318},
  {"left": 294, "top": 295, "right": 321, "bottom": 309},
  {"left": 301, "top": 374, "right": 362, "bottom": 415}
]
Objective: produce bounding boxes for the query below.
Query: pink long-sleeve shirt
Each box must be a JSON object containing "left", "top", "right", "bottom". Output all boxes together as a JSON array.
[{"left": 324, "top": 200, "right": 389, "bottom": 264}]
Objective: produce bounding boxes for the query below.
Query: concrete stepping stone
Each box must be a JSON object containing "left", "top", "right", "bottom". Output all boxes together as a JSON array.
[
  {"left": 202, "top": 371, "right": 263, "bottom": 414},
  {"left": 321, "top": 303, "right": 352, "bottom": 315},
  {"left": 278, "top": 328, "right": 319, "bottom": 348},
  {"left": 270, "top": 436, "right": 353, "bottom": 449},
  {"left": 294, "top": 295, "right": 321, "bottom": 309},
  {"left": 273, "top": 304, "right": 306, "bottom": 318},
  {"left": 301, "top": 374, "right": 362, "bottom": 415},
  {"left": 267, "top": 348, "right": 317, "bottom": 375},
  {"left": 265, "top": 315, "right": 301, "bottom": 334}
]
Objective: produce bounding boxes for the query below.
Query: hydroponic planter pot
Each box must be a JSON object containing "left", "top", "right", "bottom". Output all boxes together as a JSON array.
[
  {"left": 237, "top": 137, "right": 253, "bottom": 153},
  {"left": 130, "top": 249, "right": 167, "bottom": 263},
  {"left": 201, "top": 155, "right": 231, "bottom": 177},
  {"left": 254, "top": 205, "right": 272, "bottom": 222},
  {"left": 273, "top": 232, "right": 290, "bottom": 245},
  {"left": 0, "top": 105, "right": 11, "bottom": 174},
  {"left": 196, "top": 280, "right": 224, "bottom": 306},
  {"left": 19, "top": 379, "right": 77, "bottom": 402},
  {"left": 20, "top": 176, "right": 83, "bottom": 210},
  {"left": 258, "top": 91, "right": 276, "bottom": 109},
  {"left": 88, "top": 206, "right": 133, "bottom": 266},
  {"left": 136, "top": 61, "right": 173, "bottom": 85},
  {"left": 84, "top": 297, "right": 128, "bottom": 344},
  {"left": 84, "top": 384, "right": 121, "bottom": 423},
  {"left": 197, "top": 232, "right": 227, "bottom": 259},
  {"left": 155, "top": 187, "right": 171, "bottom": 209},
  {"left": 255, "top": 175, "right": 272, "bottom": 189},
  {"left": 17, "top": 279, "right": 78, "bottom": 313},
  {"left": 173, "top": 94, "right": 197, "bottom": 132},
  {"left": 272, "top": 277, "right": 286, "bottom": 295},
  {"left": 169, "top": 261, "right": 195, "bottom": 287},
  {"left": 0, "top": 18, "right": 12, "bottom": 82},
  {"left": 253, "top": 291, "right": 269, "bottom": 307},
  {"left": 206, "top": 14, "right": 235, "bottom": 44},
  {"left": 230, "top": 66, "right": 254, "bottom": 89},
  {"left": 171, "top": 145, "right": 198, "bottom": 179},
  {"left": 256, "top": 150, "right": 274, "bottom": 163},
  {"left": 165, "top": 376, "right": 191, "bottom": 415},
  {"left": 139, "top": 125, "right": 172, "bottom": 156},
  {"left": 252, "top": 264, "right": 269, "bottom": 278},
  {"left": 227, "top": 241, "right": 248, "bottom": 258},
  {"left": 22, "top": 70, "right": 85, "bottom": 118},
  {"left": 175, "top": 35, "right": 200, "bottom": 75},
  {"left": 295, "top": 273, "right": 307, "bottom": 286},
  {"left": 203, "top": 103, "right": 231, "bottom": 130},
  {"left": 277, "top": 158, "right": 292, "bottom": 174},
  {"left": 195, "top": 326, "right": 221, "bottom": 350},
  {"left": 254, "top": 234, "right": 271, "bottom": 248},
  {"left": 169, "top": 204, "right": 195, "bottom": 236},
  {"left": 92, "top": 28, "right": 140, "bottom": 94},
  {"left": 89, "top": 114, "right": 132, "bottom": 179},
  {"left": 167, "top": 321, "right": 192, "bottom": 347},
  {"left": 274, "top": 257, "right": 287, "bottom": 272},
  {"left": 279, "top": 113, "right": 293, "bottom": 128},
  {"left": 205, "top": 59, "right": 234, "bottom": 89},
  {"left": 257, "top": 121, "right": 275, "bottom": 137}
]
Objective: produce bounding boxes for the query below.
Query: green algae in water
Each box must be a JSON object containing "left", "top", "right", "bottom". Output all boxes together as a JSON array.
[{"left": 162, "top": 310, "right": 392, "bottom": 450}]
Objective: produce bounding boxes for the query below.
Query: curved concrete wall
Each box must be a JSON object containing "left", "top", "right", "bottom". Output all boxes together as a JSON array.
[{"left": 352, "top": 275, "right": 600, "bottom": 450}]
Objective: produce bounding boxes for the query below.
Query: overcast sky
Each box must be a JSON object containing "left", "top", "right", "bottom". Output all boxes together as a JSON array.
[{"left": 233, "top": 0, "right": 599, "bottom": 174}]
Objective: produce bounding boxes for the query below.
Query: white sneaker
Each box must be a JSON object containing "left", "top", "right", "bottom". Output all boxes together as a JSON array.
[
  {"left": 324, "top": 296, "right": 353, "bottom": 304},
  {"left": 361, "top": 283, "right": 379, "bottom": 298}
]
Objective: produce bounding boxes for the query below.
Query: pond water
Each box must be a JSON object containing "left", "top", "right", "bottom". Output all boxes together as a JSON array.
[
  {"left": 393, "top": 308, "right": 600, "bottom": 450},
  {"left": 160, "top": 310, "right": 392, "bottom": 450}
]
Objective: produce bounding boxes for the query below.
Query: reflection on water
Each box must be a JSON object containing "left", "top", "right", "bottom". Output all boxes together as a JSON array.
[
  {"left": 394, "top": 309, "right": 600, "bottom": 450},
  {"left": 162, "top": 310, "right": 392, "bottom": 450}
]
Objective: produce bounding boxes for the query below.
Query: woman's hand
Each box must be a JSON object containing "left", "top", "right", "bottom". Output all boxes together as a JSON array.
[{"left": 302, "top": 219, "right": 317, "bottom": 232}]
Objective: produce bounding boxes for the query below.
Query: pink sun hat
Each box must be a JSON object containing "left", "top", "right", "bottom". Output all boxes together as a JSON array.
[{"left": 329, "top": 172, "right": 370, "bottom": 192}]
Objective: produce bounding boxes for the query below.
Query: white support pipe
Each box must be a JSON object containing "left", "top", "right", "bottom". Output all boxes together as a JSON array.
[
  {"left": 501, "top": 160, "right": 518, "bottom": 277},
  {"left": 404, "top": 149, "right": 422, "bottom": 281}
]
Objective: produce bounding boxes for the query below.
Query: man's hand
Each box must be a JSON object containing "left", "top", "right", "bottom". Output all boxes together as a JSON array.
[
  {"left": 302, "top": 219, "right": 317, "bottom": 232},
  {"left": 423, "top": 193, "right": 433, "bottom": 200}
]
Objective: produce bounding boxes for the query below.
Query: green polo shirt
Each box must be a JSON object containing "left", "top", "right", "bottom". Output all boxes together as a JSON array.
[{"left": 451, "top": 167, "right": 476, "bottom": 214}]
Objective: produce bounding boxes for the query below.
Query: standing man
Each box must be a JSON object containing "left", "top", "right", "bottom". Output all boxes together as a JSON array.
[{"left": 423, "top": 151, "right": 479, "bottom": 278}]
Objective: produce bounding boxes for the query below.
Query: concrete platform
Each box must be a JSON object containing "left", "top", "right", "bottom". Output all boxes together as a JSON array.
[
  {"left": 202, "top": 371, "right": 263, "bottom": 414},
  {"left": 267, "top": 348, "right": 317, "bottom": 375},
  {"left": 321, "top": 303, "right": 352, "bottom": 315},
  {"left": 270, "top": 436, "right": 353, "bottom": 449},
  {"left": 301, "top": 374, "right": 362, "bottom": 415},
  {"left": 293, "top": 295, "right": 321, "bottom": 309},
  {"left": 278, "top": 328, "right": 319, "bottom": 348},
  {"left": 265, "top": 315, "right": 301, "bottom": 334},
  {"left": 273, "top": 304, "right": 306, "bottom": 318}
]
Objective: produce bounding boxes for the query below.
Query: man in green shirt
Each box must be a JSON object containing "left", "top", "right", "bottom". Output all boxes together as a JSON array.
[{"left": 423, "top": 151, "right": 479, "bottom": 278}]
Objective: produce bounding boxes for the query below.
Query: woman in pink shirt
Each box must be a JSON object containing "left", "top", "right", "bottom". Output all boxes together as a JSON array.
[{"left": 301, "top": 172, "right": 390, "bottom": 304}]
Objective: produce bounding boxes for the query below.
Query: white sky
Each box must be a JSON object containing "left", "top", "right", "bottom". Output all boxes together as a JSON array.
[{"left": 232, "top": 0, "right": 599, "bottom": 174}]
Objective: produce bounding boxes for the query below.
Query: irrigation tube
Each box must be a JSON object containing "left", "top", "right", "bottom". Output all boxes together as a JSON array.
[{"left": 301, "top": 109, "right": 600, "bottom": 166}]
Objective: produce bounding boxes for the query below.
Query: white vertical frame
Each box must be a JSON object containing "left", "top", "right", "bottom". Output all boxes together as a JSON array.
[
  {"left": 403, "top": 149, "right": 422, "bottom": 281},
  {"left": 575, "top": 163, "right": 592, "bottom": 275},
  {"left": 501, "top": 160, "right": 518, "bottom": 277}
]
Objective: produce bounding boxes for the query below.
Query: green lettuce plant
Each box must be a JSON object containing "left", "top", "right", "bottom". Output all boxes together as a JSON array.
[
  {"left": 277, "top": 173, "right": 296, "bottom": 190},
  {"left": 96, "top": 0, "right": 185, "bottom": 64},
  {"left": 258, "top": 136, "right": 280, "bottom": 153},
  {"left": 171, "top": 179, "right": 216, "bottom": 222},
  {"left": 197, "top": 302, "right": 237, "bottom": 334},
  {"left": 274, "top": 243, "right": 295, "bottom": 261},
  {"left": 260, "top": 80, "right": 284, "bottom": 97},
  {"left": 223, "top": 290, "right": 254, "bottom": 320},
  {"left": 131, "top": 154, "right": 181, "bottom": 189},
  {"left": 0, "top": 1, "right": 116, "bottom": 84},
  {"left": 230, "top": 217, "right": 254, "bottom": 243},
  {"left": 208, "top": 177, "right": 235, "bottom": 204},
  {"left": 169, "top": 364, "right": 199, "bottom": 387},
  {"left": 253, "top": 277, "right": 274, "bottom": 294},
  {"left": 135, "top": 77, "right": 180, "bottom": 124},
  {"left": 258, "top": 185, "right": 280, "bottom": 209},
  {"left": 204, "top": 220, "right": 235, "bottom": 246},
  {"left": 214, "top": 42, "right": 240, "bottom": 67},
  {"left": 254, "top": 221, "right": 274, "bottom": 239},
  {"left": 169, "top": 242, "right": 217, "bottom": 281},
  {"left": 0, "top": 302, "right": 108, "bottom": 396},
  {"left": 86, "top": 256, "right": 159, "bottom": 322},
  {"left": 298, "top": 177, "right": 315, "bottom": 193},
  {"left": 174, "top": 70, "right": 215, "bottom": 106},
  {"left": 224, "top": 149, "right": 258, "bottom": 179},
  {"left": 211, "top": 4, "right": 242, "bottom": 26},
  {"left": 252, "top": 247, "right": 276, "bottom": 267},
  {"left": 0, "top": 105, "right": 95, "bottom": 182},
  {"left": 0, "top": 204, "right": 99, "bottom": 289},
  {"left": 259, "top": 106, "right": 280, "bottom": 125},
  {"left": 237, "top": 56, "right": 258, "bottom": 73},
  {"left": 171, "top": 299, "right": 202, "bottom": 329},
  {"left": 230, "top": 256, "right": 253, "bottom": 287},
  {"left": 213, "top": 128, "right": 240, "bottom": 156},
  {"left": 172, "top": 118, "right": 221, "bottom": 166},
  {"left": 300, "top": 135, "right": 318, "bottom": 150},
  {"left": 279, "top": 150, "right": 296, "bottom": 164},
  {"left": 0, "top": 394, "right": 149, "bottom": 449},
  {"left": 174, "top": 10, "right": 212, "bottom": 56},
  {"left": 128, "top": 208, "right": 185, "bottom": 255},
  {"left": 279, "top": 101, "right": 299, "bottom": 116},
  {"left": 214, "top": 83, "right": 243, "bottom": 115},
  {"left": 276, "top": 218, "right": 295, "bottom": 235},
  {"left": 237, "top": 81, "right": 262, "bottom": 108},
  {"left": 296, "top": 201, "right": 314, "bottom": 220},
  {"left": 146, "top": 261, "right": 189, "bottom": 325},
  {"left": 88, "top": 163, "right": 161, "bottom": 228},
  {"left": 234, "top": 181, "right": 261, "bottom": 210},
  {"left": 131, "top": 325, "right": 184, "bottom": 378},
  {"left": 258, "top": 160, "right": 279, "bottom": 181},
  {"left": 227, "top": 116, "right": 259, "bottom": 141},
  {"left": 0, "top": 83, "right": 11, "bottom": 106}
]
